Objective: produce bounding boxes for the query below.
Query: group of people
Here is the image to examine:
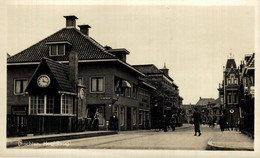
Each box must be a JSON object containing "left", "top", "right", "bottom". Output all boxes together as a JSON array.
[
  {"left": 160, "top": 115, "right": 176, "bottom": 132},
  {"left": 192, "top": 108, "right": 227, "bottom": 136}
]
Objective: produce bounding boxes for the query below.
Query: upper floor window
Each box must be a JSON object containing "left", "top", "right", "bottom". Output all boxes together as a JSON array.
[
  {"left": 14, "top": 79, "right": 28, "bottom": 95},
  {"left": 227, "top": 74, "right": 237, "bottom": 85},
  {"left": 78, "top": 78, "right": 83, "bottom": 85},
  {"left": 91, "top": 77, "right": 104, "bottom": 92},
  {"left": 46, "top": 41, "right": 72, "bottom": 56},
  {"left": 50, "top": 44, "right": 65, "bottom": 56}
]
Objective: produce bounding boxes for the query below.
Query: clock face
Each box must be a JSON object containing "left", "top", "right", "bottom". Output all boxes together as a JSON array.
[{"left": 37, "top": 75, "right": 51, "bottom": 87}]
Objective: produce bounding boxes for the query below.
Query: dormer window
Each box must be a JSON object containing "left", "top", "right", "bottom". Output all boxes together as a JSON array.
[{"left": 46, "top": 41, "right": 72, "bottom": 56}]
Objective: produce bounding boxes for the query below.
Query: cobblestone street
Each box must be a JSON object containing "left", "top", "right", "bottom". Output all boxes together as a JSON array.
[{"left": 13, "top": 125, "right": 221, "bottom": 150}]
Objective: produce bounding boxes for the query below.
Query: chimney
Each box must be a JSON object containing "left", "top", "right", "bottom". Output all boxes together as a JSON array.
[
  {"left": 78, "top": 24, "right": 91, "bottom": 36},
  {"left": 64, "top": 15, "right": 78, "bottom": 28},
  {"left": 160, "top": 63, "right": 169, "bottom": 76},
  {"left": 69, "top": 51, "right": 78, "bottom": 91}
]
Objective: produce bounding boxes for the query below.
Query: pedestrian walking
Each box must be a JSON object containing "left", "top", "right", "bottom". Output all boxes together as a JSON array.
[
  {"left": 219, "top": 111, "right": 226, "bottom": 132},
  {"left": 162, "top": 115, "right": 168, "bottom": 132},
  {"left": 208, "top": 119, "right": 212, "bottom": 128},
  {"left": 170, "top": 115, "right": 176, "bottom": 131},
  {"left": 109, "top": 112, "right": 118, "bottom": 130},
  {"left": 192, "top": 108, "right": 202, "bottom": 136}
]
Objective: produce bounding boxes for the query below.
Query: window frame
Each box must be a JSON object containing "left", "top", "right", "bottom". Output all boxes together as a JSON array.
[
  {"left": 120, "top": 106, "right": 125, "bottom": 126},
  {"left": 29, "top": 95, "right": 55, "bottom": 115},
  {"left": 48, "top": 44, "right": 66, "bottom": 56},
  {"left": 14, "top": 78, "right": 28, "bottom": 95},
  {"left": 90, "top": 76, "right": 105, "bottom": 93}
]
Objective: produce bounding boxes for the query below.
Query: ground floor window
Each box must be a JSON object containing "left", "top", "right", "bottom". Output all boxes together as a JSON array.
[
  {"left": 29, "top": 95, "right": 54, "bottom": 114},
  {"left": 133, "top": 108, "right": 137, "bottom": 125},
  {"left": 113, "top": 106, "right": 118, "bottom": 117},
  {"left": 120, "top": 107, "right": 125, "bottom": 126},
  {"left": 62, "top": 94, "right": 73, "bottom": 114},
  {"left": 139, "top": 110, "right": 143, "bottom": 125},
  {"left": 96, "top": 107, "right": 105, "bottom": 125}
]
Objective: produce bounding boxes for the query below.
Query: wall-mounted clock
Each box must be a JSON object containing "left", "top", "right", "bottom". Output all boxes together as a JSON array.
[{"left": 37, "top": 75, "right": 51, "bottom": 88}]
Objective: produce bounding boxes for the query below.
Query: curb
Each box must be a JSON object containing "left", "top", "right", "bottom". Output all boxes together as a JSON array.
[
  {"left": 7, "top": 131, "right": 118, "bottom": 148},
  {"left": 206, "top": 137, "right": 254, "bottom": 151}
]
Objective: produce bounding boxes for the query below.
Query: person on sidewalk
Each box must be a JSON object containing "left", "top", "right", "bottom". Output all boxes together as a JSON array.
[
  {"left": 219, "top": 111, "right": 226, "bottom": 132},
  {"left": 170, "top": 114, "right": 176, "bottom": 131},
  {"left": 109, "top": 112, "right": 119, "bottom": 130},
  {"left": 192, "top": 108, "right": 202, "bottom": 136}
]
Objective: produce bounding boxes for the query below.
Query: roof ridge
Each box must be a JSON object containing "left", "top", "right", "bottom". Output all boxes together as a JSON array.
[
  {"left": 72, "top": 28, "right": 116, "bottom": 58},
  {"left": 8, "top": 28, "right": 67, "bottom": 60}
]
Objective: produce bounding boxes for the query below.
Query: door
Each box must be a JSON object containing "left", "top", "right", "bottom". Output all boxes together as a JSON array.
[{"left": 127, "top": 107, "right": 131, "bottom": 130}]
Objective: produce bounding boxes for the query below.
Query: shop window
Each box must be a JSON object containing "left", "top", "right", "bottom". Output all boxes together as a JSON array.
[
  {"left": 91, "top": 77, "right": 104, "bottom": 92},
  {"left": 14, "top": 79, "right": 28, "bottom": 94},
  {"left": 120, "top": 107, "right": 125, "bottom": 126},
  {"left": 96, "top": 107, "right": 104, "bottom": 125},
  {"left": 37, "top": 95, "right": 44, "bottom": 114},
  {"left": 133, "top": 108, "right": 137, "bottom": 125},
  {"left": 113, "top": 106, "right": 118, "bottom": 117},
  {"left": 46, "top": 95, "right": 54, "bottom": 113},
  {"left": 62, "top": 94, "right": 73, "bottom": 114},
  {"left": 29, "top": 95, "right": 54, "bottom": 114},
  {"left": 30, "top": 96, "right": 37, "bottom": 114},
  {"left": 139, "top": 110, "right": 143, "bottom": 125}
]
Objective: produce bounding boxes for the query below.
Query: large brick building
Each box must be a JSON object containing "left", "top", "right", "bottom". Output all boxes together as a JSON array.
[
  {"left": 7, "top": 15, "right": 156, "bottom": 136},
  {"left": 132, "top": 64, "right": 183, "bottom": 128},
  {"left": 218, "top": 57, "right": 243, "bottom": 129}
]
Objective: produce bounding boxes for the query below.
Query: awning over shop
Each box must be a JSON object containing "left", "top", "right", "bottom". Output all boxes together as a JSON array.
[{"left": 122, "top": 80, "right": 131, "bottom": 88}]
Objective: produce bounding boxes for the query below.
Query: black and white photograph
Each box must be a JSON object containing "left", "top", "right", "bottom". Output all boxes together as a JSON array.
[{"left": 1, "top": 0, "right": 259, "bottom": 158}]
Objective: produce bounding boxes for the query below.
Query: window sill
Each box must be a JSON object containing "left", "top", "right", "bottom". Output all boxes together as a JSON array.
[{"left": 29, "top": 114, "right": 76, "bottom": 116}]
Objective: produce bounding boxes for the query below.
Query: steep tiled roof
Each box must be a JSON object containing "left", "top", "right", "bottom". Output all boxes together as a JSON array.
[
  {"left": 196, "top": 98, "right": 215, "bottom": 106},
  {"left": 7, "top": 28, "right": 116, "bottom": 63},
  {"left": 43, "top": 57, "right": 75, "bottom": 92}
]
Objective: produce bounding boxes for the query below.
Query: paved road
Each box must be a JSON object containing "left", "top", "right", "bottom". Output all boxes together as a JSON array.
[{"left": 14, "top": 125, "right": 221, "bottom": 150}]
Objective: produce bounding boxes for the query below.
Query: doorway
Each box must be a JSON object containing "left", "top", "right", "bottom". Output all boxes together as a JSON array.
[{"left": 127, "top": 107, "right": 131, "bottom": 130}]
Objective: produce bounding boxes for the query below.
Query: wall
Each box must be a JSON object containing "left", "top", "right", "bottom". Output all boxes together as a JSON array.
[{"left": 7, "top": 64, "right": 38, "bottom": 114}]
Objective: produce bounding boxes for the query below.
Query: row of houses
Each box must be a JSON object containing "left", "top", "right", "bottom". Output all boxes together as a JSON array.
[
  {"left": 182, "top": 53, "right": 254, "bottom": 133},
  {"left": 7, "top": 15, "right": 182, "bottom": 137},
  {"left": 218, "top": 53, "right": 255, "bottom": 136},
  {"left": 182, "top": 97, "right": 221, "bottom": 124}
]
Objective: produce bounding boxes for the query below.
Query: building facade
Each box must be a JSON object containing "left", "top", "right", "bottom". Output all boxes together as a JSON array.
[
  {"left": 218, "top": 57, "right": 241, "bottom": 129},
  {"left": 238, "top": 53, "right": 255, "bottom": 136},
  {"left": 7, "top": 15, "right": 156, "bottom": 136},
  {"left": 132, "top": 64, "right": 183, "bottom": 128}
]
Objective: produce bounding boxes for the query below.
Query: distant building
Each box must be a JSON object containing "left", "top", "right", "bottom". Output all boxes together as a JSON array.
[
  {"left": 196, "top": 97, "right": 215, "bottom": 124},
  {"left": 133, "top": 64, "right": 183, "bottom": 127},
  {"left": 218, "top": 56, "right": 241, "bottom": 129},
  {"left": 181, "top": 104, "right": 196, "bottom": 123}
]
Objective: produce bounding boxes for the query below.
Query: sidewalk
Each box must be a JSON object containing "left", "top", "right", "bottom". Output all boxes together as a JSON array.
[
  {"left": 7, "top": 130, "right": 118, "bottom": 148},
  {"left": 207, "top": 130, "right": 254, "bottom": 151}
]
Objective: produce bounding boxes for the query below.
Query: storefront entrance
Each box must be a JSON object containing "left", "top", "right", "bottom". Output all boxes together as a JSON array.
[{"left": 127, "top": 107, "right": 131, "bottom": 130}]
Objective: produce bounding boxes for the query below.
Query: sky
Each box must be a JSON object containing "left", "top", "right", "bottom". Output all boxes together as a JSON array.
[{"left": 6, "top": 3, "right": 255, "bottom": 104}]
